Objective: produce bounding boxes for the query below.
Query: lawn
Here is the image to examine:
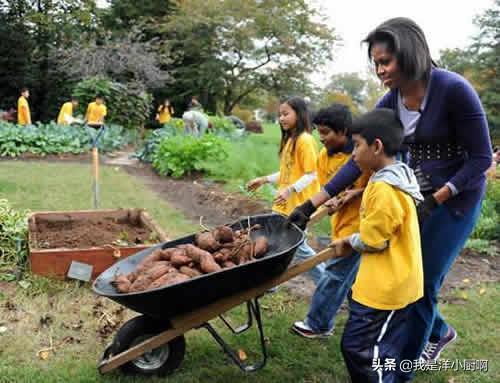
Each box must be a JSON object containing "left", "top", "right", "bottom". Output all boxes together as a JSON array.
[{"left": 0, "top": 161, "right": 498, "bottom": 383}]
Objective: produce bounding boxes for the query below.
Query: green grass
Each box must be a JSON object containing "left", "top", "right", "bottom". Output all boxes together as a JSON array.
[
  {"left": 0, "top": 161, "right": 196, "bottom": 237},
  {"left": 0, "top": 284, "right": 498, "bottom": 383}
]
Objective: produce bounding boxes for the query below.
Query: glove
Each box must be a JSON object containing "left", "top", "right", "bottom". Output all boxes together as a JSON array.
[
  {"left": 417, "top": 194, "right": 438, "bottom": 224},
  {"left": 287, "top": 200, "right": 317, "bottom": 230}
]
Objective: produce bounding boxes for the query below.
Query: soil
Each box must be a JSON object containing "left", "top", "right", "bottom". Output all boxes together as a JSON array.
[
  {"left": 34, "top": 216, "right": 153, "bottom": 249},
  {"left": 123, "top": 164, "right": 269, "bottom": 227}
]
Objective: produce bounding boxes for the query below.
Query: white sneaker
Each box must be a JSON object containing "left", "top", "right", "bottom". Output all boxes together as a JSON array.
[{"left": 291, "top": 320, "right": 333, "bottom": 339}]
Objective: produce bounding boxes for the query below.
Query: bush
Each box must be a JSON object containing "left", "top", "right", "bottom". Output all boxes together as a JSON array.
[
  {"left": 152, "top": 133, "right": 229, "bottom": 178},
  {"left": 0, "top": 121, "right": 131, "bottom": 156},
  {"left": 232, "top": 106, "right": 254, "bottom": 123},
  {"left": 73, "top": 77, "right": 152, "bottom": 130},
  {"left": 0, "top": 199, "right": 28, "bottom": 277},
  {"left": 470, "top": 180, "right": 500, "bottom": 241}
]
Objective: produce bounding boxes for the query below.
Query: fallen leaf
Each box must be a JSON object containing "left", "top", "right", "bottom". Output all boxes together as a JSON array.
[
  {"left": 462, "top": 278, "right": 470, "bottom": 284},
  {"left": 38, "top": 350, "right": 50, "bottom": 360},
  {"left": 238, "top": 349, "right": 247, "bottom": 361},
  {"left": 18, "top": 280, "right": 31, "bottom": 289},
  {"left": 461, "top": 292, "right": 468, "bottom": 300},
  {"left": 0, "top": 326, "right": 7, "bottom": 334},
  {"left": 479, "top": 288, "right": 486, "bottom": 295}
]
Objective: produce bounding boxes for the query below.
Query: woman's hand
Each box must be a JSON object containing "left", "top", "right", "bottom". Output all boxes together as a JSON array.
[
  {"left": 329, "top": 238, "right": 352, "bottom": 257},
  {"left": 273, "top": 187, "right": 293, "bottom": 206},
  {"left": 324, "top": 196, "right": 343, "bottom": 215},
  {"left": 246, "top": 177, "right": 267, "bottom": 192}
]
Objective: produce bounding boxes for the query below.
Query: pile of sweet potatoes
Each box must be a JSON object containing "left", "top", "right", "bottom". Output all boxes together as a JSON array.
[{"left": 112, "top": 224, "right": 269, "bottom": 293}]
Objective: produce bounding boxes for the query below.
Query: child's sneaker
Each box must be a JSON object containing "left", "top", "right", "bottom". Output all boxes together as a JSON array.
[
  {"left": 419, "top": 325, "right": 457, "bottom": 363},
  {"left": 291, "top": 320, "right": 333, "bottom": 339}
]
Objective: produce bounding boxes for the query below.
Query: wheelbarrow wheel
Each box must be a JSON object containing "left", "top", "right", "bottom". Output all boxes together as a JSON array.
[{"left": 110, "top": 315, "right": 185, "bottom": 376}]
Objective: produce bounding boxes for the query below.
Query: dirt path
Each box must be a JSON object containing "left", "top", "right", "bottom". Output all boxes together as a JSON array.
[{"left": 3, "top": 152, "right": 499, "bottom": 301}]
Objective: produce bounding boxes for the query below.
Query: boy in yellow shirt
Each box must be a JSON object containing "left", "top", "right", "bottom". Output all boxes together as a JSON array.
[
  {"left": 331, "top": 109, "right": 423, "bottom": 382},
  {"left": 85, "top": 95, "right": 107, "bottom": 128},
  {"left": 17, "top": 88, "right": 31, "bottom": 125},
  {"left": 291, "top": 104, "right": 371, "bottom": 339},
  {"left": 57, "top": 97, "right": 79, "bottom": 125}
]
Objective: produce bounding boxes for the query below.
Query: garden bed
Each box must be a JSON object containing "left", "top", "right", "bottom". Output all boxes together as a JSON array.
[{"left": 28, "top": 209, "right": 169, "bottom": 280}]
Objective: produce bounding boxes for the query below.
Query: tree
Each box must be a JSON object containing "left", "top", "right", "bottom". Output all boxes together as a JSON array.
[
  {"left": 159, "top": 0, "right": 338, "bottom": 114},
  {"left": 327, "top": 73, "right": 366, "bottom": 105}
]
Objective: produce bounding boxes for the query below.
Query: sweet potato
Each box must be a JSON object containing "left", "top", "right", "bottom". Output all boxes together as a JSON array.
[
  {"left": 254, "top": 236, "right": 269, "bottom": 258},
  {"left": 179, "top": 244, "right": 212, "bottom": 263},
  {"left": 200, "top": 253, "right": 222, "bottom": 273},
  {"left": 214, "top": 226, "right": 234, "bottom": 243},
  {"left": 179, "top": 266, "right": 202, "bottom": 278},
  {"left": 129, "top": 273, "right": 156, "bottom": 292},
  {"left": 195, "top": 231, "right": 221, "bottom": 252},
  {"left": 222, "top": 260, "right": 236, "bottom": 268},
  {"left": 170, "top": 253, "right": 191, "bottom": 267},
  {"left": 112, "top": 274, "right": 131, "bottom": 293},
  {"left": 148, "top": 272, "right": 189, "bottom": 290},
  {"left": 159, "top": 248, "right": 177, "bottom": 261},
  {"left": 145, "top": 261, "right": 174, "bottom": 280}
]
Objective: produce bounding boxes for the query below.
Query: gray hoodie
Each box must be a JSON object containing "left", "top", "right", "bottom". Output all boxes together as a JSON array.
[{"left": 349, "top": 161, "right": 423, "bottom": 253}]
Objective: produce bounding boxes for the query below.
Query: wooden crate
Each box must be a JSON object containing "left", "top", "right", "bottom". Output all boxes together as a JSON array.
[{"left": 28, "top": 208, "right": 169, "bottom": 280}]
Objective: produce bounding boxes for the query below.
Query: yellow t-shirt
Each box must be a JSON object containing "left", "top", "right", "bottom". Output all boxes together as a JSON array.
[
  {"left": 158, "top": 106, "right": 173, "bottom": 124},
  {"left": 86, "top": 102, "right": 107, "bottom": 125},
  {"left": 272, "top": 132, "right": 320, "bottom": 216},
  {"left": 57, "top": 102, "right": 73, "bottom": 125},
  {"left": 352, "top": 180, "right": 423, "bottom": 310},
  {"left": 17, "top": 96, "right": 31, "bottom": 125},
  {"left": 317, "top": 147, "right": 371, "bottom": 239}
]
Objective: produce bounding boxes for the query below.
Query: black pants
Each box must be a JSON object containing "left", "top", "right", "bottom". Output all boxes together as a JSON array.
[{"left": 341, "top": 298, "right": 413, "bottom": 383}]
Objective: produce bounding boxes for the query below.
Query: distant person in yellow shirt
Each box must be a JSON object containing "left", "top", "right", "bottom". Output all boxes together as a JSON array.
[
  {"left": 85, "top": 95, "right": 107, "bottom": 128},
  {"left": 291, "top": 104, "right": 371, "bottom": 339},
  {"left": 57, "top": 97, "right": 79, "bottom": 125},
  {"left": 155, "top": 99, "right": 174, "bottom": 125},
  {"left": 332, "top": 109, "right": 423, "bottom": 382},
  {"left": 17, "top": 87, "right": 31, "bottom": 125},
  {"left": 246, "top": 96, "right": 323, "bottom": 284}
]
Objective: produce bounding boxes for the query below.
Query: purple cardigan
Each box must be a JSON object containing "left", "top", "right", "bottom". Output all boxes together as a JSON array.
[{"left": 324, "top": 68, "right": 492, "bottom": 217}]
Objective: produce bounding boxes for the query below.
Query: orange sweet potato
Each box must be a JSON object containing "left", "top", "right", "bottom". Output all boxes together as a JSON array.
[
  {"left": 146, "top": 261, "right": 174, "bottom": 280},
  {"left": 214, "top": 226, "right": 234, "bottom": 243},
  {"left": 195, "top": 231, "right": 221, "bottom": 252},
  {"left": 178, "top": 244, "right": 212, "bottom": 263},
  {"left": 148, "top": 272, "right": 190, "bottom": 290},
  {"left": 222, "top": 260, "right": 236, "bottom": 268},
  {"left": 170, "top": 253, "right": 191, "bottom": 267},
  {"left": 112, "top": 274, "right": 131, "bottom": 293},
  {"left": 200, "top": 253, "right": 222, "bottom": 273},
  {"left": 179, "top": 266, "right": 202, "bottom": 278},
  {"left": 254, "top": 236, "right": 269, "bottom": 258}
]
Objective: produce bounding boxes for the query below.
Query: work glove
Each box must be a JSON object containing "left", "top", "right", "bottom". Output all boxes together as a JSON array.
[
  {"left": 287, "top": 200, "right": 317, "bottom": 230},
  {"left": 417, "top": 194, "right": 438, "bottom": 225}
]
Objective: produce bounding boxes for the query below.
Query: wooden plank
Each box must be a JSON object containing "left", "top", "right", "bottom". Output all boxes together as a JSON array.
[
  {"left": 140, "top": 210, "right": 169, "bottom": 241},
  {"left": 98, "top": 245, "right": 340, "bottom": 374}
]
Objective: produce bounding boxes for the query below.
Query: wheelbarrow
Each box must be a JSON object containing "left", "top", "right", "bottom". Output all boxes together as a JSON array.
[{"left": 93, "top": 211, "right": 338, "bottom": 377}]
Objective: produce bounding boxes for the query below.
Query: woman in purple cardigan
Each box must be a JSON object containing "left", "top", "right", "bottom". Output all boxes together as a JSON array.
[{"left": 289, "top": 17, "right": 492, "bottom": 379}]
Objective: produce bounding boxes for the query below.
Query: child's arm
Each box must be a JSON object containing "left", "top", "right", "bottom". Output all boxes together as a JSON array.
[
  {"left": 274, "top": 172, "right": 317, "bottom": 206},
  {"left": 246, "top": 172, "right": 280, "bottom": 192}
]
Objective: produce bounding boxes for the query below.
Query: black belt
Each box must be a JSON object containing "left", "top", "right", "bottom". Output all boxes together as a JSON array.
[{"left": 408, "top": 143, "right": 464, "bottom": 161}]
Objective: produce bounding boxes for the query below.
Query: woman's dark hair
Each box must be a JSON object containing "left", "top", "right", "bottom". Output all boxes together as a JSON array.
[
  {"left": 363, "top": 17, "right": 436, "bottom": 82},
  {"left": 351, "top": 108, "right": 404, "bottom": 156},
  {"left": 278, "top": 96, "right": 312, "bottom": 156},
  {"left": 313, "top": 103, "right": 352, "bottom": 134},
  {"left": 159, "top": 99, "right": 172, "bottom": 113}
]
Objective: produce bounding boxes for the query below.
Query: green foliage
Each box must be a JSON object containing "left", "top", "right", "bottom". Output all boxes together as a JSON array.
[
  {"left": 134, "top": 123, "right": 182, "bottom": 163},
  {"left": 0, "top": 121, "right": 131, "bottom": 156},
  {"left": 152, "top": 133, "right": 229, "bottom": 178},
  {"left": 0, "top": 199, "right": 28, "bottom": 277},
  {"left": 471, "top": 180, "right": 500, "bottom": 241},
  {"left": 73, "top": 77, "right": 153, "bottom": 130},
  {"left": 208, "top": 116, "right": 236, "bottom": 133}
]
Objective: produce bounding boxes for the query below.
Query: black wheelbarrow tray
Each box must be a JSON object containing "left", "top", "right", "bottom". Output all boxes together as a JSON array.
[{"left": 93, "top": 212, "right": 338, "bottom": 377}]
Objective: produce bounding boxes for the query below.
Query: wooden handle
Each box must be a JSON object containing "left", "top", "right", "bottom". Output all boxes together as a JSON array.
[{"left": 307, "top": 206, "right": 329, "bottom": 226}]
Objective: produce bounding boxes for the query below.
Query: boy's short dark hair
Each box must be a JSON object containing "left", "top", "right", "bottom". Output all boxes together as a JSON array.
[
  {"left": 312, "top": 103, "right": 352, "bottom": 134},
  {"left": 95, "top": 94, "right": 104, "bottom": 99},
  {"left": 351, "top": 108, "right": 404, "bottom": 156},
  {"left": 21, "top": 87, "right": 29, "bottom": 93}
]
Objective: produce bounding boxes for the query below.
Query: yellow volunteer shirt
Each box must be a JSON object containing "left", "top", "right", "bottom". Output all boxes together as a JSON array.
[
  {"left": 17, "top": 96, "right": 31, "bottom": 125},
  {"left": 272, "top": 132, "right": 320, "bottom": 216},
  {"left": 86, "top": 102, "right": 107, "bottom": 125},
  {"left": 352, "top": 180, "right": 423, "bottom": 310},
  {"left": 158, "top": 106, "right": 173, "bottom": 124},
  {"left": 317, "top": 147, "right": 371, "bottom": 239},
  {"left": 57, "top": 102, "right": 73, "bottom": 125}
]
